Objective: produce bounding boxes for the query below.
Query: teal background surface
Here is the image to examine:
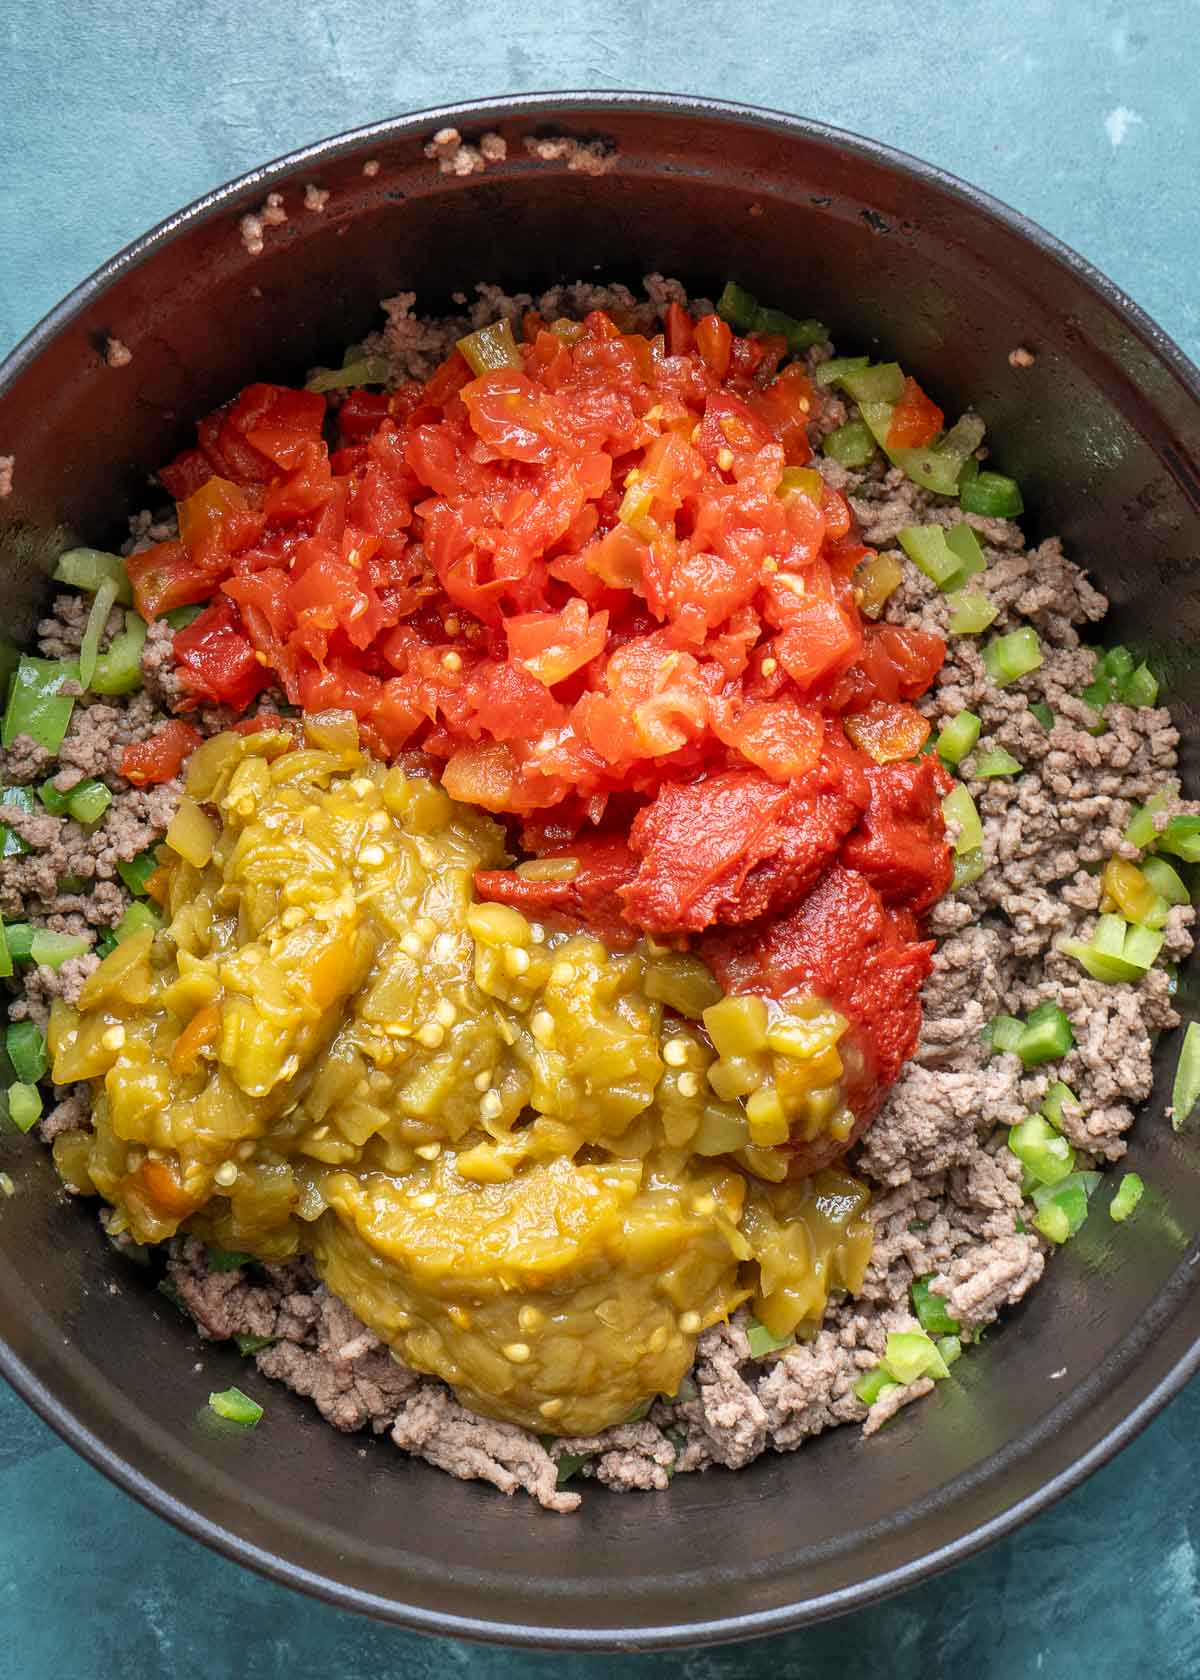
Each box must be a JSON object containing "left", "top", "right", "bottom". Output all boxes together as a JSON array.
[{"left": 2, "top": 0, "right": 1199, "bottom": 1673}]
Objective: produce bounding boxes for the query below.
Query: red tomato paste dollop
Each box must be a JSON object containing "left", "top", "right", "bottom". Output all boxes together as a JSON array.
[{"left": 142, "top": 305, "right": 954, "bottom": 1170}]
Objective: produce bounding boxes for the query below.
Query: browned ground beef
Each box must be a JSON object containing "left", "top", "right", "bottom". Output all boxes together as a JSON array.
[{"left": 5, "top": 277, "right": 1192, "bottom": 1508}]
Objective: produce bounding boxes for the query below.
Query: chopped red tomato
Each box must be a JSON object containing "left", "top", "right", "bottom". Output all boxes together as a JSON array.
[
  {"left": 843, "top": 700, "right": 931, "bottom": 764},
  {"left": 886, "top": 378, "right": 943, "bottom": 450},
  {"left": 173, "top": 599, "right": 268, "bottom": 711},
  {"left": 121, "top": 719, "right": 203, "bottom": 786}
]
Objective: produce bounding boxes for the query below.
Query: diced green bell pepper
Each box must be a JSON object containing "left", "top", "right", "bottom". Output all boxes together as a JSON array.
[
  {"left": 1, "top": 657, "right": 80, "bottom": 754},
  {"left": 53, "top": 547, "right": 133, "bottom": 605}
]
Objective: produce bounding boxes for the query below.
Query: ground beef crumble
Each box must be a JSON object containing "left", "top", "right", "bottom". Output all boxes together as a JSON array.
[{"left": 7, "top": 278, "right": 1191, "bottom": 1506}]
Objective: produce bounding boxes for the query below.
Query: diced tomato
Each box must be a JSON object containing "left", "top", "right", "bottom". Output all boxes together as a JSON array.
[
  {"left": 839, "top": 757, "right": 953, "bottom": 916},
  {"left": 158, "top": 447, "right": 213, "bottom": 501},
  {"left": 843, "top": 700, "right": 931, "bottom": 764},
  {"left": 664, "top": 301, "right": 695, "bottom": 357},
  {"left": 475, "top": 835, "right": 640, "bottom": 946},
  {"left": 173, "top": 598, "right": 268, "bottom": 711},
  {"left": 886, "top": 377, "right": 943, "bottom": 450},
  {"left": 126, "top": 540, "right": 215, "bottom": 621},
  {"left": 694, "top": 314, "right": 732, "bottom": 380},
  {"left": 121, "top": 719, "right": 203, "bottom": 786},
  {"left": 505, "top": 598, "right": 609, "bottom": 687}
]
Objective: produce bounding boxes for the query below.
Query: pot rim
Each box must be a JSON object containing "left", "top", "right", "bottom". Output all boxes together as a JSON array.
[{"left": 2, "top": 90, "right": 1199, "bottom": 1649}]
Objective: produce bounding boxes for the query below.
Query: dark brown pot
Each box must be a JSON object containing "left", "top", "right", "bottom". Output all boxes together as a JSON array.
[{"left": 1, "top": 93, "right": 1198, "bottom": 1650}]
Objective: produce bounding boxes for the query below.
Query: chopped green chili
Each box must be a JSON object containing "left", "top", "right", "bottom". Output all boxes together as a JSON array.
[
  {"left": 555, "top": 1451, "right": 591, "bottom": 1487},
  {"left": 972, "top": 747, "right": 1022, "bottom": 778},
  {"left": 1029, "top": 701, "right": 1055, "bottom": 730},
  {"left": 78, "top": 575, "right": 120, "bottom": 690},
  {"left": 840, "top": 362, "right": 906, "bottom": 405},
  {"left": 1015, "top": 1001, "right": 1074, "bottom": 1068},
  {"left": 942, "top": 784, "right": 983, "bottom": 853},
  {"left": 935, "top": 710, "right": 981, "bottom": 766},
  {"left": 936, "top": 1334, "right": 963, "bottom": 1367},
  {"left": 882, "top": 1329, "right": 951, "bottom": 1384},
  {"left": 982, "top": 627, "right": 1043, "bottom": 687},
  {"left": 1041, "top": 1081, "right": 1079, "bottom": 1127},
  {"left": 1059, "top": 911, "right": 1163, "bottom": 983},
  {"left": 305, "top": 354, "right": 392, "bottom": 392},
  {"left": 1109, "top": 1173, "right": 1145, "bottom": 1223},
  {"left": 90, "top": 612, "right": 147, "bottom": 695},
  {"left": 206, "top": 1247, "right": 255, "bottom": 1272},
  {"left": 1008, "top": 1114, "right": 1075, "bottom": 1186},
  {"left": 36, "top": 779, "right": 69, "bottom": 817},
  {"left": 715, "top": 282, "right": 760, "bottom": 333},
  {"left": 1171, "top": 1021, "right": 1200, "bottom": 1131},
  {"left": 947, "top": 590, "right": 997, "bottom": 635},
  {"left": 1156, "top": 815, "right": 1200, "bottom": 864},
  {"left": 1, "top": 657, "right": 79, "bottom": 754},
  {"left": 66, "top": 778, "right": 112, "bottom": 825},
  {"left": 0, "top": 787, "right": 34, "bottom": 858},
  {"left": 5, "top": 1021, "right": 47, "bottom": 1085},
  {"left": 813, "top": 355, "right": 870, "bottom": 388},
  {"left": 208, "top": 1386, "right": 263, "bottom": 1426},
  {"left": 853, "top": 1365, "right": 898, "bottom": 1406},
  {"left": 163, "top": 604, "right": 203, "bottom": 631},
  {"left": 1124, "top": 782, "right": 1179, "bottom": 851},
  {"left": 117, "top": 847, "right": 161, "bottom": 896},
  {"left": 745, "top": 1319, "right": 796, "bottom": 1358},
  {"left": 53, "top": 547, "right": 133, "bottom": 605},
  {"left": 114, "top": 901, "right": 161, "bottom": 944},
  {"left": 8, "top": 1082, "right": 43, "bottom": 1134},
  {"left": 944, "top": 522, "right": 986, "bottom": 584},
  {"left": 822, "top": 418, "right": 877, "bottom": 468},
  {"left": 0, "top": 922, "right": 11, "bottom": 981},
  {"left": 911, "top": 1275, "right": 960, "bottom": 1335},
  {"left": 898, "top": 525, "right": 961, "bottom": 588},
  {"left": 958, "top": 458, "right": 1024, "bottom": 518},
  {"left": 2, "top": 925, "right": 90, "bottom": 969},
  {"left": 1141, "top": 856, "right": 1190, "bottom": 906},
  {"left": 952, "top": 847, "right": 985, "bottom": 890},
  {"left": 988, "top": 1013, "right": 1026, "bottom": 1055},
  {"left": 457, "top": 318, "right": 523, "bottom": 376},
  {"left": 857, "top": 406, "right": 985, "bottom": 497},
  {"left": 234, "top": 1333, "right": 279, "bottom": 1356},
  {"left": 1031, "top": 1171, "right": 1100, "bottom": 1244}
]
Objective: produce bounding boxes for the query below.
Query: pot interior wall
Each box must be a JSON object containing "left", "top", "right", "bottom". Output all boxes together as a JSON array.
[{"left": 1, "top": 99, "right": 1199, "bottom": 1644}]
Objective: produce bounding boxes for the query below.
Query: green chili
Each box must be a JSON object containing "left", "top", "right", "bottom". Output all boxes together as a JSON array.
[
  {"left": 1008, "top": 1114, "right": 1075, "bottom": 1186},
  {"left": 1141, "top": 856, "right": 1189, "bottom": 906},
  {"left": 952, "top": 848, "right": 985, "bottom": 890},
  {"left": 66, "top": 779, "right": 112, "bottom": 825},
  {"left": 1015, "top": 1001, "right": 1074, "bottom": 1068},
  {"left": 114, "top": 901, "right": 161, "bottom": 944},
  {"left": 840, "top": 363, "right": 906, "bottom": 405},
  {"left": 958, "top": 458, "right": 1024, "bottom": 517},
  {"left": 911, "top": 1275, "right": 960, "bottom": 1336},
  {"left": 234, "top": 1333, "right": 279, "bottom": 1355},
  {"left": 882, "top": 1329, "right": 951, "bottom": 1384},
  {"left": 1028, "top": 701, "right": 1055, "bottom": 730},
  {"left": 935, "top": 710, "right": 981, "bottom": 766},
  {"left": 1041, "top": 1081, "right": 1079, "bottom": 1127},
  {"left": 813, "top": 355, "right": 870, "bottom": 388},
  {"left": 207, "top": 1386, "right": 263, "bottom": 1426},
  {"left": 53, "top": 547, "right": 133, "bottom": 605},
  {"left": 972, "top": 747, "right": 1022, "bottom": 778},
  {"left": 1109, "top": 1173, "right": 1145, "bottom": 1223},
  {"left": 78, "top": 576, "right": 120, "bottom": 691},
  {"left": 457, "top": 319, "right": 523, "bottom": 376},
  {"left": 853, "top": 1365, "right": 897, "bottom": 1406},
  {"left": 822, "top": 419, "right": 877, "bottom": 469},
  {"left": 2, "top": 924, "right": 90, "bottom": 969},
  {"left": 91, "top": 612, "right": 147, "bottom": 695},
  {"left": 1031, "top": 1171, "right": 1100, "bottom": 1244},
  {"left": 942, "top": 784, "right": 983, "bottom": 853},
  {"left": 1156, "top": 816, "right": 1200, "bottom": 864},
  {"left": 117, "top": 847, "right": 161, "bottom": 896},
  {"left": 163, "top": 604, "right": 202, "bottom": 631},
  {"left": 947, "top": 590, "right": 997, "bottom": 635},
  {"left": 982, "top": 627, "right": 1043, "bottom": 687},
  {"left": 1, "top": 657, "right": 79, "bottom": 754},
  {"left": 987, "top": 1014, "right": 1026, "bottom": 1055},
  {"left": 1124, "top": 783, "right": 1179, "bottom": 851},
  {"left": 899, "top": 525, "right": 961, "bottom": 588},
  {"left": 745, "top": 1319, "right": 796, "bottom": 1358},
  {"left": 5, "top": 1021, "right": 47, "bottom": 1085},
  {"left": 206, "top": 1247, "right": 255, "bottom": 1272},
  {"left": 1171, "top": 1021, "right": 1200, "bottom": 1131},
  {"left": 8, "top": 1082, "right": 42, "bottom": 1134},
  {"left": 36, "top": 779, "right": 69, "bottom": 817},
  {"left": 305, "top": 354, "right": 391, "bottom": 392},
  {"left": 716, "top": 282, "right": 759, "bottom": 333}
]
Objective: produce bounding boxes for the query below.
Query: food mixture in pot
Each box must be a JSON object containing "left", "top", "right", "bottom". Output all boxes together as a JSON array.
[{"left": 2, "top": 274, "right": 1195, "bottom": 1510}]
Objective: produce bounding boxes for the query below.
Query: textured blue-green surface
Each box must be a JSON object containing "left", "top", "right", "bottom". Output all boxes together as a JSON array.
[{"left": 2, "top": 1, "right": 1198, "bottom": 1674}]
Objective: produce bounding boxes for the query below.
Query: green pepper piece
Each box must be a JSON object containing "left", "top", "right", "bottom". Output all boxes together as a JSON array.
[
  {"left": 1, "top": 657, "right": 80, "bottom": 754},
  {"left": 943, "top": 522, "right": 986, "bottom": 589},
  {"left": 982, "top": 627, "right": 1043, "bottom": 687},
  {"left": 910, "top": 1275, "right": 960, "bottom": 1336},
  {"left": 305, "top": 354, "right": 391, "bottom": 392},
  {"left": 898, "top": 525, "right": 961, "bottom": 588},
  {"left": 8, "top": 1082, "right": 42, "bottom": 1134},
  {"left": 78, "top": 576, "right": 120, "bottom": 691},
  {"left": 1015, "top": 1002, "right": 1074, "bottom": 1068},
  {"left": 1041, "top": 1081, "right": 1079, "bottom": 1126},
  {"left": 947, "top": 590, "right": 998, "bottom": 635},
  {"left": 207, "top": 1386, "right": 263, "bottom": 1426},
  {"left": 163, "top": 604, "right": 202, "bottom": 631},
  {"left": 1109, "top": 1173, "right": 1145, "bottom": 1223},
  {"left": 715, "top": 282, "right": 759, "bottom": 332},
  {"left": 1028, "top": 701, "right": 1055, "bottom": 730},
  {"left": 987, "top": 1013, "right": 1026, "bottom": 1055},
  {"left": 456, "top": 319, "right": 522, "bottom": 376},
  {"left": 117, "top": 846, "right": 161, "bottom": 896},
  {"left": 840, "top": 363, "right": 906, "bottom": 405},
  {"left": 1124, "top": 782, "right": 1180, "bottom": 851},
  {"left": 822, "top": 418, "right": 877, "bottom": 469},
  {"left": 36, "top": 779, "right": 70, "bottom": 817},
  {"left": 951, "top": 847, "right": 985, "bottom": 890},
  {"left": 1141, "top": 856, "right": 1189, "bottom": 906},
  {"left": 972, "top": 747, "right": 1022, "bottom": 778},
  {"left": 114, "top": 901, "right": 161, "bottom": 944},
  {"left": 65, "top": 778, "right": 112, "bottom": 825},
  {"left": 1172, "top": 1021, "right": 1200, "bottom": 1131},
  {"left": 91, "top": 613, "right": 147, "bottom": 695},
  {"left": 935, "top": 710, "right": 981, "bottom": 766},
  {"left": 959, "top": 461, "right": 1024, "bottom": 517},
  {"left": 0, "top": 921, "right": 10, "bottom": 981},
  {"left": 1156, "top": 815, "right": 1200, "bottom": 863},
  {"left": 942, "top": 784, "right": 983, "bottom": 853},
  {"left": 5, "top": 1021, "right": 47, "bottom": 1084},
  {"left": 53, "top": 547, "right": 133, "bottom": 605},
  {"left": 1117, "top": 663, "right": 1159, "bottom": 707},
  {"left": 745, "top": 1319, "right": 796, "bottom": 1358},
  {"left": 853, "top": 1365, "right": 897, "bottom": 1406},
  {"left": 1008, "top": 1115, "right": 1075, "bottom": 1186},
  {"left": 882, "top": 1329, "right": 951, "bottom": 1384}
]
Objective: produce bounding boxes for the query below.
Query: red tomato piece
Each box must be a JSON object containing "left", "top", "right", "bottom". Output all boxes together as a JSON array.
[
  {"left": 505, "top": 598, "right": 609, "bottom": 686},
  {"left": 886, "top": 378, "right": 944, "bottom": 450},
  {"left": 121, "top": 720, "right": 203, "bottom": 786},
  {"left": 694, "top": 314, "right": 732, "bottom": 380},
  {"left": 475, "top": 835, "right": 640, "bottom": 946},
  {"left": 839, "top": 757, "right": 953, "bottom": 916},
  {"left": 125, "top": 540, "right": 215, "bottom": 621},
  {"left": 173, "top": 598, "right": 268, "bottom": 711},
  {"left": 664, "top": 301, "right": 695, "bottom": 357}
]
